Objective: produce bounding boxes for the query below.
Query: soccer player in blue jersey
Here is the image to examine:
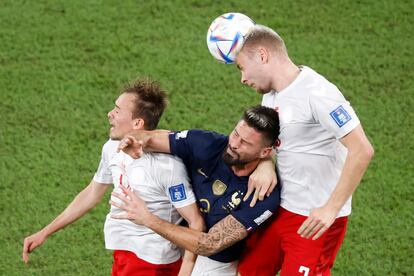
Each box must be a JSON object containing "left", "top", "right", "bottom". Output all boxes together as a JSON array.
[{"left": 110, "top": 105, "right": 281, "bottom": 275}]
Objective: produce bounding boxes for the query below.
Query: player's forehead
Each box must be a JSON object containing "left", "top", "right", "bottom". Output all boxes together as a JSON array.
[
  {"left": 115, "top": 93, "right": 135, "bottom": 110},
  {"left": 234, "top": 120, "right": 262, "bottom": 143}
]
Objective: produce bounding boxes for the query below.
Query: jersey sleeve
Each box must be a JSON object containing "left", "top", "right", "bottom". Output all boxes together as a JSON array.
[
  {"left": 93, "top": 140, "right": 115, "bottom": 185},
  {"left": 309, "top": 84, "right": 360, "bottom": 139},
  {"left": 163, "top": 156, "right": 196, "bottom": 209},
  {"left": 168, "top": 129, "right": 227, "bottom": 167},
  {"left": 231, "top": 184, "right": 281, "bottom": 233}
]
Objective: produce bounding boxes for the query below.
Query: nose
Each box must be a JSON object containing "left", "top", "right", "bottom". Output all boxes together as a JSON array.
[
  {"left": 108, "top": 109, "right": 113, "bottom": 119},
  {"left": 230, "top": 137, "right": 241, "bottom": 149},
  {"left": 241, "top": 72, "right": 248, "bottom": 85}
]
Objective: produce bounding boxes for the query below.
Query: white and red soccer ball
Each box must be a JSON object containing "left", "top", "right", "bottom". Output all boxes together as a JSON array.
[{"left": 206, "top": 12, "right": 255, "bottom": 64}]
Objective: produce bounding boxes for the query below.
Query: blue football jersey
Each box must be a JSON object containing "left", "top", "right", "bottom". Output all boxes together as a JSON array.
[{"left": 169, "top": 129, "right": 280, "bottom": 263}]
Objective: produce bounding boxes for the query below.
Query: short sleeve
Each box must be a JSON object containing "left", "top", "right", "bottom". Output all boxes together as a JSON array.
[
  {"left": 231, "top": 184, "right": 281, "bottom": 232},
  {"left": 163, "top": 156, "right": 196, "bottom": 209},
  {"left": 168, "top": 129, "right": 228, "bottom": 167},
  {"left": 309, "top": 85, "right": 360, "bottom": 139},
  {"left": 93, "top": 140, "right": 117, "bottom": 184}
]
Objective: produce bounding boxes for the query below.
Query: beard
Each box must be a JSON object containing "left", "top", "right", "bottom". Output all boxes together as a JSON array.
[{"left": 222, "top": 146, "right": 249, "bottom": 167}]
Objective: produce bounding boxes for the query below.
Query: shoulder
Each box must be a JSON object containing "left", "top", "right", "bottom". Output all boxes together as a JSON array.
[
  {"left": 101, "top": 139, "right": 120, "bottom": 160},
  {"left": 302, "top": 66, "right": 345, "bottom": 100},
  {"left": 172, "top": 129, "right": 226, "bottom": 142},
  {"left": 102, "top": 139, "right": 119, "bottom": 152}
]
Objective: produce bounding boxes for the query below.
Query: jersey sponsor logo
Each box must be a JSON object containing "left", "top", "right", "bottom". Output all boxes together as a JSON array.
[
  {"left": 168, "top": 183, "right": 187, "bottom": 202},
  {"left": 253, "top": 210, "right": 273, "bottom": 225},
  {"left": 197, "top": 168, "right": 208, "bottom": 178},
  {"left": 212, "top": 180, "right": 227, "bottom": 195},
  {"left": 175, "top": 130, "right": 189, "bottom": 140},
  {"left": 330, "top": 105, "right": 351, "bottom": 127}
]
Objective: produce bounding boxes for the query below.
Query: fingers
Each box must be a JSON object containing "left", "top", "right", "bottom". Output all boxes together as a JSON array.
[
  {"left": 110, "top": 211, "right": 129, "bottom": 220},
  {"left": 258, "top": 186, "right": 267, "bottom": 201},
  {"left": 243, "top": 185, "right": 254, "bottom": 202},
  {"left": 22, "top": 239, "right": 31, "bottom": 263},
  {"left": 299, "top": 219, "right": 319, "bottom": 238},
  {"left": 249, "top": 189, "right": 260, "bottom": 207},
  {"left": 266, "top": 178, "right": 277, "bottom": 197},
  {"left": 297, "top": 218, "right": 312, "bottom": 236},
  {"left": 109, "top": 199, "right": 125, "bottom": 210},
  {"left": 312, "top": 225, "right": 329, "bottom": 240},
  {"left": 117, "top": 136, "right": 134, "bottom": 152},
  {"left": 110, "top": 191, "right": 129, "bottom": 204},
  {"left": 298, "top": 218, "right": 329, "bottom": 240}
]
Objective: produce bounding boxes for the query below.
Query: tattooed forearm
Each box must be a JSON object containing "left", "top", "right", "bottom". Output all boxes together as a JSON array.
[{"left": 196, "top": 215, "right": 248, "bottom": 256}]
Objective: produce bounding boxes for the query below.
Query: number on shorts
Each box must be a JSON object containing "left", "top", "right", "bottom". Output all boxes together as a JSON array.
[{"left": 299, "top": 265, "right": 310, "bottom": 276}]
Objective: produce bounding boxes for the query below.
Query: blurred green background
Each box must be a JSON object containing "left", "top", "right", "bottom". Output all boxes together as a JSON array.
[{"left": 1, "top": 0, "right": 413, "bottom": 275}]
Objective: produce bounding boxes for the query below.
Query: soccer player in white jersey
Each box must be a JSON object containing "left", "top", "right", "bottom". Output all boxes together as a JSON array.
[
  {"left": 233, "top": 25, "right": 374, "bottom": 275},
  {"left": 22, "top": 79, "right": 204, "bottom": 276}
]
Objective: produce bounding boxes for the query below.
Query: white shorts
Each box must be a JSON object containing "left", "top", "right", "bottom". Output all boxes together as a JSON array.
[{"left": 191, "top": 255, "right": 238, "bottom": 276}]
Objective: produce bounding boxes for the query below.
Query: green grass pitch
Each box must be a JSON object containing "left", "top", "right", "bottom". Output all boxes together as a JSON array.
[{"left": 1, "top": 0, "right": 413, "bottom": 275}]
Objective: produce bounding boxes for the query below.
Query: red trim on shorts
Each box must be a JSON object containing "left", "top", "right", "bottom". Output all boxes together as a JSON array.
[{"left": 111, "top": 250, "right": 182, "bottom": 276}]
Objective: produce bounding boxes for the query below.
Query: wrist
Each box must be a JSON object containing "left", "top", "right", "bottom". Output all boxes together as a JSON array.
[{"left": 142, "top": 211, "right": 157, "bottom": 228}]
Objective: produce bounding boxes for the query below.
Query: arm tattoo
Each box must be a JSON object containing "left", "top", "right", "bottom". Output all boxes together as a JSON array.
[{"left": 196, "top": 215, "right": 248, "bottom": 256}]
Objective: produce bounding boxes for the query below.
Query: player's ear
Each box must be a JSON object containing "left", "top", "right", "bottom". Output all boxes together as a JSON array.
[
  {"left": 260, "top": 146, "right": 273, "bottom": 159},
  {"left": 258, "top": 47, "right": 269, "bottom": 64},
  {"left": 133, "top": 118, "right": 145, "bottom": 130}
]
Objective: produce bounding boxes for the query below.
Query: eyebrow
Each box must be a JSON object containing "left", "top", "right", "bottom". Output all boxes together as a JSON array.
[{"left": 234, "top": 128, "right": 253, "bottom": 145}]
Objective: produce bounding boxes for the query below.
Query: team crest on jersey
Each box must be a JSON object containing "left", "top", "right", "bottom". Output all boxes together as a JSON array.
[
  {"left": 168, "top": 183, "right": 187, "bottom": 202},
  {"left": 330, "top": 105, "right": 351, "bottom": 127},
  {"left": 212, "top": 180, "right": 227, "bottom": 195}
]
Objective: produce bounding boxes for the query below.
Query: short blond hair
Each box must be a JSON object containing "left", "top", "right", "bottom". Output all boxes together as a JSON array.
[{"left": 241, "top": 24, "right": 287, "bottom": 55}]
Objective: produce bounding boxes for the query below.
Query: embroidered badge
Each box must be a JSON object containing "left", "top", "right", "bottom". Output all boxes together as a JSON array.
[
  {"left": 330, "top": 105, "right": 351, "bottom": 127},
  {"left": 168, "top": 183, "right": 187, "bottom": 202},
  {"left": 212, "top": 180, "right": 227, "bottom": 196}
]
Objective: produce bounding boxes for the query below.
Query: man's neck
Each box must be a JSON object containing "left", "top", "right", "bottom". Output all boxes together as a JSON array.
[
  {"left": 272, "top": 59, "right": 301, "bottom": 92},
  {"left": 231, "top": 160, "right": 260, "bottom": 177}
]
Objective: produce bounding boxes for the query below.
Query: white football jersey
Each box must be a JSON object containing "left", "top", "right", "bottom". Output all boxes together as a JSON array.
[
  {"left": 262, "top": 66, "right": 360, "bottom": 217},
  {"left": 94, "top": 139, "right": 196, "bottom": 264}
]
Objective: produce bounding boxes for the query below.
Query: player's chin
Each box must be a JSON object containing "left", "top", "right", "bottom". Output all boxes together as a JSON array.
[{"left": 109, "top": 131, "right": 122, "bottom": 140}]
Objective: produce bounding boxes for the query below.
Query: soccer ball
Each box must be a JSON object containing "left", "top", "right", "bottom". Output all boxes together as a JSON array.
[{"left": 206, "top": 12, "right": 255, "bottom": 64}]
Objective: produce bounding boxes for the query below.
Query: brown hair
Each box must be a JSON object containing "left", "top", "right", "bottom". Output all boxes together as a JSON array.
[{"left": 123, "top": 78, "right": 168, "bottom": 130}]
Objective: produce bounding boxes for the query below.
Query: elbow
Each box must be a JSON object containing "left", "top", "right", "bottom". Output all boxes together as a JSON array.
[{"left": 363, "top": 143, "right": 375, "bottom": 163}]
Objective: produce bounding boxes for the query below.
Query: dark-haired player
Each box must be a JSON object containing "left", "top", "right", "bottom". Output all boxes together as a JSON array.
[{"left": 111, "top": 105, "right": 281, "bottom": 275}]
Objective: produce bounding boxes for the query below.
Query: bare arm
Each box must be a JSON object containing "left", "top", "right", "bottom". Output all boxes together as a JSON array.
[
  {"left": 175, "top": 203, "right": 205, "bottom": 276},
  {"left": 244, "top": 155, "right": 277, "bottom": 207},
  {"left": 298, "top": 125, "right": 374, "bottom": 239},
  {"left": 118, "top": 129, "right": 171, "bottom": 158},
  {"left": 111, "top": 186, "right": 248, "bottom": 256},
  {"left": 22, "top": 180, "right": 110, "bottom": 263}
]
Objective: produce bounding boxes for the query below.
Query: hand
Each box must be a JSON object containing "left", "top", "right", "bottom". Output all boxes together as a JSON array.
[
  {"left": 109, "top": 185, "right": 151, "bottom": 226},
  {"left": 297, "top": 205, "right": 338, "bottom": 240},
  {"left": 22, "top": 231, "right": 47, "bottom": 263},
  {"left": 243, "top": 159, "right": 277, "bottom": 207},
  {"left": 117, "top": 135, "right": 144, "bottom": 159}
]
